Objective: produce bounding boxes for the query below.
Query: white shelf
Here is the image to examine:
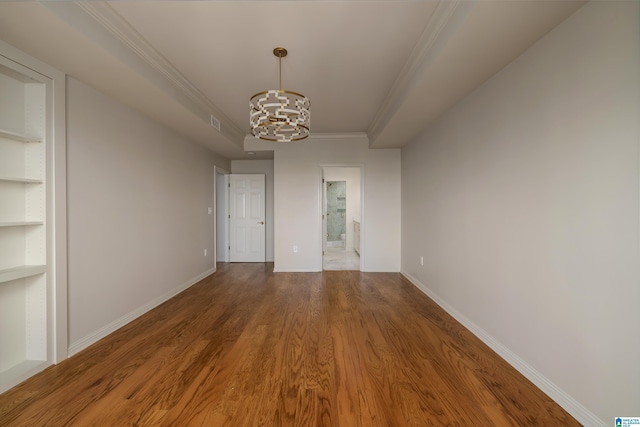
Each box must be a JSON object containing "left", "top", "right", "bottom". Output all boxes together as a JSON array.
[
  {"left": 0, "top": 359, "right": 48, "bottom": 394},
  {"left": 0, "top": 221, "right": 43, "bottom": 227},
  {"left": 0, "top": 265, "right": 46, "bottom": 284},
  {"left": 0, "top": 128, "right": 42, "bottom": 143},
  {"left": 0, "top": 177, "right": 43, "bottom": 184}
]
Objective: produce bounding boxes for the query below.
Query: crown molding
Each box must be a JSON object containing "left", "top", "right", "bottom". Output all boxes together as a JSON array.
[
  {"left": 306, "top": 132, "right": 369, "bottom": 142},
  {"left": 43, "top": 1, "right": 245, "bottom": 148},
  {"left": 367, "top": 0, "right": 474, "bottom": 146},
  {"left": 243, "top": 132, "right": 369, "bottom": 152},
  {"left": 244, "top": 132, "right": 368, "bottom": 144}
]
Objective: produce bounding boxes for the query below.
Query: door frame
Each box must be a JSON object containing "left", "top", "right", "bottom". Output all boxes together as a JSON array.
[
  {"left": 320, "top": 164, "right": 364, "bottom": 271},
  {"left": 214, "top": 166, "right": 229, "bottom": 263},
  {"left": 322, "top": 180, "right": 328, "bottom": 257}
]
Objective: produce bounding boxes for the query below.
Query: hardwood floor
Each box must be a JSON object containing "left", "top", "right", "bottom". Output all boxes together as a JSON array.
[{"left": 0, "top": 263, "right": 580, "bottom": 426}]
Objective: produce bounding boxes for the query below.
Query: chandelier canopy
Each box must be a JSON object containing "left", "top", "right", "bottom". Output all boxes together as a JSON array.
[{"left": 250, "top": 47, "right": 310, "bottom": 142}]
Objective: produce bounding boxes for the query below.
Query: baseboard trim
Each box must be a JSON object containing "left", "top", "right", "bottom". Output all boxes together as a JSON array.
[
  {"left": 400, "top": 270, "right": 605, "bottom": 427},
  {"left": 68, "top": 267, "right": 216, "bottom": 357},
  {"left": 271, "top": 268, "right": 398, "bottom": 273}
]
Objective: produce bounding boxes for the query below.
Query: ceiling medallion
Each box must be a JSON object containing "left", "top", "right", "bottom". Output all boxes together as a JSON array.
[{"left": 250, "top": 47, "right": 310, "bottom": 142}]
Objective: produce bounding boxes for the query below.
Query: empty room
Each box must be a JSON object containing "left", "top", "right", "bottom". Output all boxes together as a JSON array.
[{"left": 0, "top": 1, "right": 638, "bottom": 426}]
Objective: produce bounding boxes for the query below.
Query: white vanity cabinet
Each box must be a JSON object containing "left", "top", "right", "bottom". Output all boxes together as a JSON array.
[{"left": 353, "top": 220, "right": 360, "bottom": 255}]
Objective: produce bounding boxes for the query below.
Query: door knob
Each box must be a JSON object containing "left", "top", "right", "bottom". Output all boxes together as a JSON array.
[{"left": 258, "top": 221, "right": 264, "bottom": 225}]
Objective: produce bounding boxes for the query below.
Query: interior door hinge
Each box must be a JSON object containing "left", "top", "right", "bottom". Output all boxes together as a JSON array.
[
  {"left": 228, "top": 214, "right": 231, "bottom": 219},
  {"left": 322, "top": 251, "right": 325, "bottom": 256},
  {"left": 322, "top": 178, "right": 325, "bottom": 183},
  {"left": 229, "top": 246, "right": 231, "bottom": 250}
]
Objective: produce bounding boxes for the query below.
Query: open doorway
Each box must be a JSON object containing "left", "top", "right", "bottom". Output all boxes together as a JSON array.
[{"left": 322, "top": 166, "right": 362, "bottom": 271}]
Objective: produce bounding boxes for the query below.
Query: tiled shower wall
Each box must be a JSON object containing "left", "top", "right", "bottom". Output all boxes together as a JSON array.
[{"left": 327, "top": 181, "right": 346, "bottom": 242}]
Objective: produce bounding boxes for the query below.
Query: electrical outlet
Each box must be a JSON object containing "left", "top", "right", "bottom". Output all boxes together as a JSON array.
[
  {"left": 208, "top": 207, "right": 212, "bottom": 215},
  {"left": 420, "top": 256, "right": 424, "bottom": 266},
  {"left": 204, "top": 249, "right": 208, "bottom": 256},
  {"left": 293, "top": 245, "right": 298, "bottom": 253}
]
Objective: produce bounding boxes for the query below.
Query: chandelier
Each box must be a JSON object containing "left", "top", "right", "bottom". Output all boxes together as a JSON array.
[{"left": 250, "top": 47, "right": 310, "bottom": 142}]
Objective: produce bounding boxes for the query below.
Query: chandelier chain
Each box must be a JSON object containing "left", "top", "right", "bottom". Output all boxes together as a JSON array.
[{"left": 279, "top": 55, "right": 282, "bottom": 91}]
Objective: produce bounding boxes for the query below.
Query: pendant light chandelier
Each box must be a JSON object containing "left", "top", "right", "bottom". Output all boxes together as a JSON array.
[{"left": 250, "top": 47, "right": 310, "bottom": 142}]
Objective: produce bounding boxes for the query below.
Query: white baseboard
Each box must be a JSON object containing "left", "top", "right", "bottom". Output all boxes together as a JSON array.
[
  {"left": 68, "top": 268, "right": 216, "bottom": 357},
  {"left": 401, "top": 270, "right": 605, "bottom": 427}
]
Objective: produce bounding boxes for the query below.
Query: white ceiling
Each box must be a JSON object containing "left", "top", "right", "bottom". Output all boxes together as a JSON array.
[{"left": 0, "top": 1, "right": 584, "bottom": 160}]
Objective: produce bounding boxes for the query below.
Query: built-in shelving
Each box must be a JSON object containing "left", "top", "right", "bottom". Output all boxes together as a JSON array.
[{"left": 0, "top": 49, "right": 52, "bottom": 394}]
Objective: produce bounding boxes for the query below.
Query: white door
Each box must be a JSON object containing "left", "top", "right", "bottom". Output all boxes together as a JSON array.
[{"left": 229, "top": 174, "right": 266, "bottom": 262}]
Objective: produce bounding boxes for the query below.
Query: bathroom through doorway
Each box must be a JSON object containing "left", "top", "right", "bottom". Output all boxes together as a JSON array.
[{"left": 322, "top": 166, "right": 362, "bottom": 271}]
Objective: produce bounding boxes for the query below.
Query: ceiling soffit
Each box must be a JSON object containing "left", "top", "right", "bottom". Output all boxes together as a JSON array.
[
  {"left": 368, "top": 0, "right": 585, "bottom": 148},
  {"left": 367, "top": 0, "right": 472, "bottom": 148},
  {"left": 31, "top": 1, "right": 584, "bottom": 155},
  {"left": 46, "top": 1, "right": 453, "bottom": 152},
  {"left": 43, "top": 1, "right": 245, "bottom": 149}
]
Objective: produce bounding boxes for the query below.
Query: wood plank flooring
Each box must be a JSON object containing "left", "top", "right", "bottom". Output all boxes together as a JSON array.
[{"left": 0, "top": 263, "right": 580, "bottom": 426}]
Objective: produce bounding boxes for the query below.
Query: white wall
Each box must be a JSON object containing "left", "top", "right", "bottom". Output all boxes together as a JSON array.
[
  {"left": 401, "top": 2, "right": 639, "bottom": 425},
  {"left": 273, "top": 136, "right": 400, "bottom": 272},
  {"left": 231, "top": 160, "right": 274, "bottom": 262},
  {"left": 67, "top": 77, "right": 230, "bottom": 353},
  {"left": 323, "top": 167, "right": 361, "bottom": 251}
]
